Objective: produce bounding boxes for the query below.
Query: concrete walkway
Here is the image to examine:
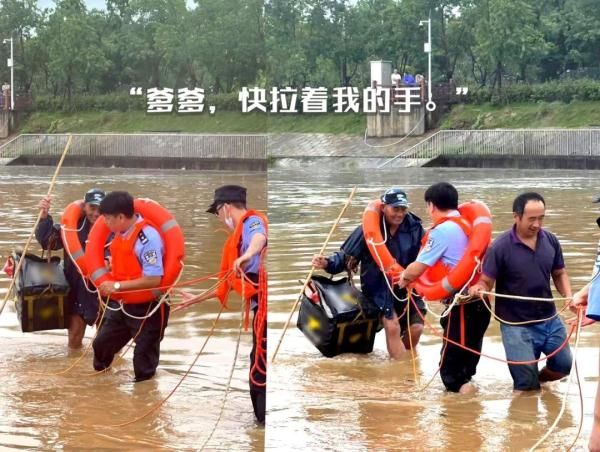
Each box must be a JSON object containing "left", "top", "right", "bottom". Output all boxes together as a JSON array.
[{"left": 267, "top": 131, "right": 437, "bottom": 158}]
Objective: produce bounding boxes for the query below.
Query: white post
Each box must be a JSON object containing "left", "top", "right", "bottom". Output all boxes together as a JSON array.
[
  {"left": 3, "top": 36, "right": 14, "bottom": 110},
  {"left": 427, "top": 12, "right": 432, "bottom": 105},
  {"left": 420, "top": 13, "right": 435, "bottom": 111}
]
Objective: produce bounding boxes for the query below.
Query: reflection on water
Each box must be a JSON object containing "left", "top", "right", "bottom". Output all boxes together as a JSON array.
[
  {"left": 268, "top": 167, "right": 600, "bottom": 451},
  {"left": 0, "top": 167, "right": 266, "bottom": 450}
]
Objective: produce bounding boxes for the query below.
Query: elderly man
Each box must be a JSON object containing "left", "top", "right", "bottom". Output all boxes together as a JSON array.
[
  {"left": 36, "top": 188, "right": 105, "bottom": 348},
  {"left": 313, "top": 188, "right": 426, "bottom": 359}
]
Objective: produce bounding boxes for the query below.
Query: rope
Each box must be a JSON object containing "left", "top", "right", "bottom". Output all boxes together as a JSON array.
[
  {"left": 0, "top": 134, "right": 73, "bottom": 316},
  {"left": 28, "top": 294, "right": 109, "bottom": 376},
  {"left": 410, "top": 296, "right": 575, "bottom": 366},
  {"left": 528, "top": 309, "right": 583, "bottom": 451},
  {"left": 363, "top": 114, "right": 425, "bottom": 149},
  {"left": 272, "top": 185, "right": 358, "bottom": 363},
  {"left": 170, "top": 272, "right": 232, "bottom": 312},
  {"left": 108, "top": 305, "right": 225, "bottom": 427},
  {"left": 81, "top": 296, "right": 153, "bottom": 377},
  {"left": 200, "top": 278, "right": 247, "bottom": 450},
  {"left": 407, "top": 297, "right": 419, "bottom": 384},
  {"left": 249, "top": 252, "right": 267, "bottom": 387},
  {"left": 479, "top": 295, "right": 570, "bottom": 326},
  {"left": 567, "top": 352, "right": 584, "bottom": 451},
  {"left": 366, "top": 237, "right": 407, "bottom": 303},
  {"left": 103, "top": 264, "right": 186, "bottom": 321},
  {"left": 478, "top": 290, "right": 572, "bottom": 303},
  {"left": 410, "top": 289, "right": 445, "bottom": 393}
]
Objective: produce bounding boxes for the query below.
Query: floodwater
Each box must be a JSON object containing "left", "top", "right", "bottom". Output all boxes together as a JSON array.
[
  {"left": 267, "top": 167, "right": 600, "bottom": 451},
  {"left": 0, "top": 167, "right": 266, "bottom": 450}
]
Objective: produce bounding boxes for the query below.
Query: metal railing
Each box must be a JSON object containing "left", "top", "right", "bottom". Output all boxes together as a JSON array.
[
  {"left": 380, "top": 129, "right": 600, "bottom": 167},
  {"left": 0, "top": 133, "right": 268, "bottom": 160}
]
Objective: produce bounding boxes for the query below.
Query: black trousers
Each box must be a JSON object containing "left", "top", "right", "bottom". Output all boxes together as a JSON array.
[
  {"left": 250, "top": 303, "right": 266, "bottom": 424},
  {"left": 439, "top": 299, "right": 491, "bottom": 392},
  {"left": 93, "top": 300, "right": 170, "bottom": 381}
]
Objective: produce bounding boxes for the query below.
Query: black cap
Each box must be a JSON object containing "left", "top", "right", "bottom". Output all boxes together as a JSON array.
[
  {"left": 84, "top": 188, "right": 105, "bottom": 206},
  {"left": 206, "top": 185, "right": 247, "bottom": 214},
  {"left": 381, "top": 187, "right": 409, "bottom": 208},
  {"left": 593, "top": 196, "right": 600, "bottom": 204}
]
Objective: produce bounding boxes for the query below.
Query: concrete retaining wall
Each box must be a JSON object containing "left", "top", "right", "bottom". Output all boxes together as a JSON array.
[
  {"left": 10, "top": 155, "right": 266, "bottom": 171},
  {"left": 427, "top": 155, "right": 600, "bottom": 170}
]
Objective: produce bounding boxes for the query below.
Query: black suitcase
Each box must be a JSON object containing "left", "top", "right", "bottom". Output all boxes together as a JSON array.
[
  {"left": 297, "top": 275, "right": 380, "bottom": 357},
  {"left": 12, "top": 252, "right": 70, "bottom": 332}
]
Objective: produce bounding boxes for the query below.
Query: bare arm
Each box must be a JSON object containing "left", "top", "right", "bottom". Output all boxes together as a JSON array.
[
  {"left": 98, "top": 276, "right": 162, "bottom": 297},
  {"left": 468, "top": 274, "right": 496, "bottom": 298},
  {"left": 398, "top": 261, "right": 430, "bottom": 288},
  {"left": 234, "top": 232, "right": 267, "bottom": 273},
  {"left": 552, "top": 267, "right": 572, "bottom": 298}
]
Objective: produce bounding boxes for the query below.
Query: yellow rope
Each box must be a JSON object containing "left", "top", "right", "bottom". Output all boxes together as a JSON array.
[
  {"left": 272, "top": 185, "right": 358, "bottom": 363},
  {"left": 478, "top": 295, "right": 571, "bottom": 326},
  {"left": 200, "top": 274, "right": 247, "bottom": 450},
  {"left": 529, "top": 309, "right": 583, "bottom": 451},
  {"left": 108, "top": 305, "right": 225, "bottom": 428},
  {"left": 28, "top": 294, "right": 109, "bottom": 376},
  {"left": 407, "top": 295, "right": 418, "bottom": 385}
]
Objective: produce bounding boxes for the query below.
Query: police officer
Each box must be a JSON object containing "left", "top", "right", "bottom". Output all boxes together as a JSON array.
[
  {"left": 399, "top": 182, "right": 491, "bottom": 394},
  {"left": 36, "top": 188, "right": 105, "bottom": 348},
  {"left": 312, "top": 188, "right": 426, "bottom": 359},
  {"left": 181, "top": 185, "right": 268, "bottom": 424},
  {"left": 92, "top": 191, "right": 169, "bottom": 382}
]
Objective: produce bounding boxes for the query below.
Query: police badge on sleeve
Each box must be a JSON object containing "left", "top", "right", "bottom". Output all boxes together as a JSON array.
[
  {"left": 143, "top": 250, "right": 158, "bottom": 265},
  {"left": 424, "top": 238, "right": 433, "bottom": 252}
]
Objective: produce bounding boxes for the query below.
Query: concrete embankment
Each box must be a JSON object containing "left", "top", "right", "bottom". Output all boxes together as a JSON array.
[
  {"left": 8, "top": 155, "right": 266, "bottom": 171},
  {"left": 427, "top": 155, "right": 600, "bottom": 170}
]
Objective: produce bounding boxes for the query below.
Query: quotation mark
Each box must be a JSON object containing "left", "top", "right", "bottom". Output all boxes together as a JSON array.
[
  {"left": 455, "top": 87, "right": 469, "bottom": 95},
  {"left": 130, "top": 87, "right": 144, "bottom": 96}
]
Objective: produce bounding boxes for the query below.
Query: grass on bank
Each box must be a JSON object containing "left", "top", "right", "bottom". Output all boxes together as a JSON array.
[
  {"left": 19, "top": 110, "right": 367, "bottom": 134},
  {"left": 442, "top": 101, "right": 600, "bottom": 129},
  {"left": 16, "top": 100, "right": 600, "bottom": 135}
]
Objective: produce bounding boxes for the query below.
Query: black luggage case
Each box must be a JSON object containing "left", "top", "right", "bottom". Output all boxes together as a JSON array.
[
  {"left": 12, "top": 252, "right": 70, "bottom": 332},
  {"left": 297, "top": 275, "right": 380, "bottom": 357}
]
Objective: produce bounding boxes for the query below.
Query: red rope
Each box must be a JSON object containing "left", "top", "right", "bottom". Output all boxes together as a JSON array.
[
  {"left": 410, "top": 295, "right": 575, "bottom": 366},
  {"left": 114, "top": 271, "right": 223, "bottom": 295},
  {"left": 249, "top": 249, "right": 267, "bottom": 387}
]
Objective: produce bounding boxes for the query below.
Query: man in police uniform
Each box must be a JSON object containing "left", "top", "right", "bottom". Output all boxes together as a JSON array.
[
  {"left": 36, "top": 188, "right": 105, "bottom": 348},
  {"left": 399, "top": 182, "right": 491, "bottom": 394},
  {"left": 181, "top": 185, "right": 267, "bottom": 423},
  {"left": 92, "top": 191, "right": 169, "bottom": 382},
  {"left": 312, "top": 188, "right": 426, "bottom": 359}
]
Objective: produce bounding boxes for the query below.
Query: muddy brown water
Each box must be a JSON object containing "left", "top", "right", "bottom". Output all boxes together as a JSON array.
[
  {"left": 0, "top": 167, "right": 266, "bottom": 450},
  {"left": 267, "top": 167, "right": 600, "bottom": 451}
]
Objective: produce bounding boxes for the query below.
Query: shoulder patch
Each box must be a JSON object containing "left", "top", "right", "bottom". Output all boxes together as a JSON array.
[
  {"left": 138, "top": 230, "right": 149, "bottom": 245},
  {"left": 248, "top": 220, "right": 262, "bottom": 231},
  {"left": 423, "top": 238, "right": 434, "bottom": 252},
  {"left": 143, "top": 250, "right": 158, "bottom": 265}
]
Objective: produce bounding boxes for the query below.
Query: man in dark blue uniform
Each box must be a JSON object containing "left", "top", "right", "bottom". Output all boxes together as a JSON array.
[
  {"left": 36, "top": 188, "right": 105, "bottom": 348},
  {"left": 312, "top": 188, "right": 426, "bottom": 359}
]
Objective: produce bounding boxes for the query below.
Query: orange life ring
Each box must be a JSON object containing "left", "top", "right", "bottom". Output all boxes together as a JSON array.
[
  {"left": 362, "top": 199, "right": 404, "bottom": 280},
  {"left": 412, "top": 201, "right": 492, "bottom": 300},
  {"left": 60, "top": 200, "right": 89, "bottom": 275},
  {"left": 85, "top": 198, "right": 185, "bottom": 304}
]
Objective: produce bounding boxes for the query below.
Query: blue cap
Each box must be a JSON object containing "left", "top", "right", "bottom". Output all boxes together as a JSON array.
[{"left": 381, "top": 188, "right": 409, "bottom": 208}]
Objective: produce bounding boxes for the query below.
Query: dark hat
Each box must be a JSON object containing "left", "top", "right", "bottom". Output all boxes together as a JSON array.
[
  {"left": 84, "top": 188, "right": 105, "bottom": 206},
  {"left": 593, "top": 195, "right": 600, "bottom": 204},
  {"left": 381, "top": 187, "right": 409, "bottom": 208},
  {"left": 206, "top": 185, "right": 247, "bottom": 214}
]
